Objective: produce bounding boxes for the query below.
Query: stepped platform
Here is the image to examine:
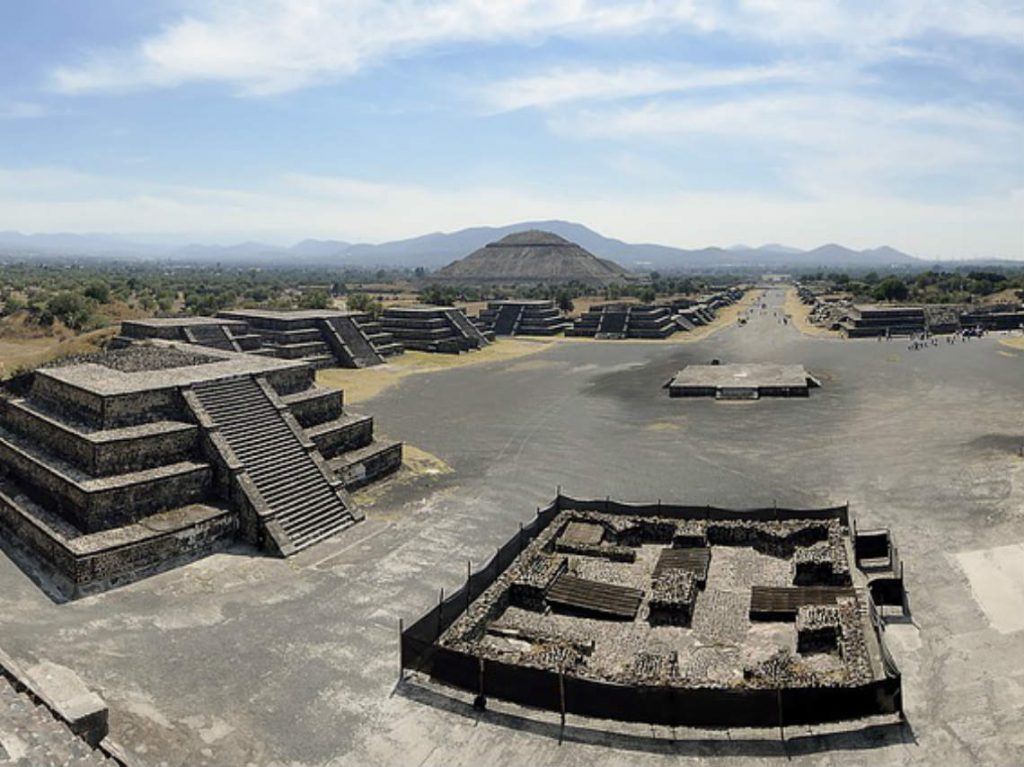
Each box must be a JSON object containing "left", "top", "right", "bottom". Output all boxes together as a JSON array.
[
  {"left": 666, "top": 363, "right": 822, "bottom": 399},
  {"left": 216, "top": 309, "right": 402, "bottom": 368},
  {"left": 0, "top": 342, "right": 401, "bottom": 597},
  {"left": 475, "top": 299, "right": 570, "bottom": 337},
  {"left": 840, "top": 305, "right": 926, "bottom": 338},
  {"left": 115, "top": 317, "right": 251, "bottom": 354},
  {"left": 380, "top": 306, "right": 488, "bottom": 353},
  {"left": 567, "top": 303, "right": 678, "bottom": 339}
]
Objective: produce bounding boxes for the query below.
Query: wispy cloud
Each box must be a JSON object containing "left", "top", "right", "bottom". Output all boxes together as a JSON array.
[
  {"left": 49, "top": 0, "right": 1024, "bottom": 96},
  {"left": 548, "top": 93, "right": 1024, "bottom": 197},
  {"left": 479, "top": 63, "right": 815, "bottom": 113}
]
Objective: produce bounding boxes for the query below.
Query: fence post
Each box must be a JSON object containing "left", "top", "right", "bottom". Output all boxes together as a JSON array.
[
  {"left": 466, "top": 560, "right": 472, "bottom": 611},
  {"left": 473, "top": 657, "right": 487, "bottom": 710},
  {"left": 558, "top": 669, "right": 566, "bottom": 733},
  {"left": 437, "top": 588, "right": 444, "bottom": 640},
  {"left": 398, "top": 618, "right": 404, "bottom": 682},
  {"left": 777, "top": 688, "right": 786, "bottom": 754}
]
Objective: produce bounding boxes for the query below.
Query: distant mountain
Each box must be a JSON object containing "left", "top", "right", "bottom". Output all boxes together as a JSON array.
[
  {"left": 290, "top": 239, "right": 351, "bottom": 259},
  {"left": 434, "top": 229, "right": 629, "bottom": 286},
  {"left": 0, "top": 222, "right": 934, "bottom": 270}
]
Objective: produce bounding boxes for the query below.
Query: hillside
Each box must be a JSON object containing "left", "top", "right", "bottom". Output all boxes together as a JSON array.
[{"left": 433, "top": 230, "right": 630, "bottom": 286}]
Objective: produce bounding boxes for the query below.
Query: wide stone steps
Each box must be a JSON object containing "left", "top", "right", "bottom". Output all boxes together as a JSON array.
[
  {"left": 0, "top": 676, "right": 115, "bottom": 765},
  {"left": 191, "top": 377, "right": 354, "bottom": 553}
]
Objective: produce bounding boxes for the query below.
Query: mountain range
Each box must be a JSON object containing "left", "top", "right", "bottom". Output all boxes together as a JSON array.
[{"left": 0, "top": 221, "right": 964, "bottom": 271}]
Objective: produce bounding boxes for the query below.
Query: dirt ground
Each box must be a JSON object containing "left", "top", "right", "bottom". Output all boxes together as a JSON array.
[
  {"left": 0, "top": 286, "right": 1022, "bottom": 766},
  {"left": 782, "top": 287, "right": 843, "bottom": 339}
]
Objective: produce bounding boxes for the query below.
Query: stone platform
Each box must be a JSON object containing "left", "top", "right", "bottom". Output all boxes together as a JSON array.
[
  {"left": 380, "top": 305, "right": 491, "bottom": 353},
  {"left": 0, "top": 343, "right": 401, "bottom": 597},
  {"left": 474, "top": 299, "right": 571, "bottom": 337},
  {"left": 666, "top": 363, "right": 821, "bottom": 399}
]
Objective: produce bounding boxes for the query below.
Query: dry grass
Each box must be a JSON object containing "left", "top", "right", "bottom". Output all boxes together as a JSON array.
[
  {"left": 782, "top": 287, "right": 842, "bottom": 339},
  {"left": 982, "top": 288, "right": 1023, "bottom": 306},
  {"left": 999, "top": 336, "right": 1024, "bottom": 350},
  {"left": 316, "top": 338, "right": 557, "bottom": 403},
  {"left": 0, "top": 319, "right": 119, "bottom": 378}
]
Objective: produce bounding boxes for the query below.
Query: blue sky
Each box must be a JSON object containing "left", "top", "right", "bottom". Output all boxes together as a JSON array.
[{"left": 1, "top": 1, "right": 1022, "bottom": 258}]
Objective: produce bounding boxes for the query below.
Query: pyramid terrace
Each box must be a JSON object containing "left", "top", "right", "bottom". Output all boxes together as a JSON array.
[{"left": 0, "top": 343, "right": 400, "bottom": 598}]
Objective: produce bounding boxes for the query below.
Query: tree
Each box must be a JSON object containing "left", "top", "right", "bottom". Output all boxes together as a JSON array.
[
  {"left": 83, "top": 281, "right": 111, "bottom": 303},
  {"left": 639, "top": 286, "right": 657, "bottom": 304},
  {"left": 46, "top": 291, "right": 93, "bottom": 330},
  {"left": 298, "top": 289, "right": 331, "bottom": 310},
  {"left": 347, "top": 292, "right": 382, "bottom": 317},
  {"left": 556, "top": 290, "right": 574, "bottom": 313},
  {"left": 872, "top": 277, "right": 909, "bottom": 302}
]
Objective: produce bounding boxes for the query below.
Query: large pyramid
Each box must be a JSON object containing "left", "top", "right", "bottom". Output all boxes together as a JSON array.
[{"left": 434, "top": 230, "right": 630, "bottom": 286}]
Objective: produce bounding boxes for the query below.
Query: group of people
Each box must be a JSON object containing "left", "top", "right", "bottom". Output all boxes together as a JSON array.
[{"left": 891, "top": 328, "right": 986, "bottom": 351}]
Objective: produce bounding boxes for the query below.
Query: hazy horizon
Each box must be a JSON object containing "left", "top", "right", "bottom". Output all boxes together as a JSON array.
[{"left": 1, "top": 2, "right": 1022, "bottom": 260}]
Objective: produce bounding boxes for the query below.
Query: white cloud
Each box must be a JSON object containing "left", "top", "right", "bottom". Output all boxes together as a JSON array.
[
  {"left": 547, "top": 92, "right": 1024, "bottom": 199},
  {"left": 49, "top": 0, "right": 1024, "bottom": 96},
  {"left": 0, "top": 166, "right": 1020, "bottom": 259},
  {"left": 479, "top": 63, "right": 814, "bottom": 113}
]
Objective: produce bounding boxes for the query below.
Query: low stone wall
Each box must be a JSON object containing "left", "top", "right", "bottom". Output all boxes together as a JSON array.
[
  {"left": 283, "top": 388, "right": 344, "bottom": 428},
  {"left": 0, "top": 487, "right": 237, "bottom": 597},
  {"left": 335, "top": 441, "right": 403, "bottom": 489},
  {"left": 309, "top": 415, "right": 373, "bottom": 458}
]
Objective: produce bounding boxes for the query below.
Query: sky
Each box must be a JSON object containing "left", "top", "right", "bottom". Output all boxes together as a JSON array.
[{"left": 0, "top": 0, "right": 1022, "bottom": 259}]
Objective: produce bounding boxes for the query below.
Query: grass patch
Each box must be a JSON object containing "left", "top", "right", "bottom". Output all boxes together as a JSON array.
[{"left": 317, "top": 338, "right": 557, "bottom": 403}]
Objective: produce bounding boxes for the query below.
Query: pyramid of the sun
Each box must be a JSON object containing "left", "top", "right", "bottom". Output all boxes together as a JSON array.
[{"left": 434, "top": 230, "right": 629, "bottom": 286}]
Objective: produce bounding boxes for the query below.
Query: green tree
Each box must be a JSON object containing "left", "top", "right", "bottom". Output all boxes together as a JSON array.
[
  {"left": 872, "top": 277, "right": 909, "bottom": 302},
  {"left": 298, "top": 289, "right": 331, "bottom": 310},
  {"left": 83, "top": 281, "right": 111, "bottom": 303},
  {"left": 347, "top": 292, "right": 382, "bottom": 317},
  {"left": 46, "top": 291, "right": 93, "bottom": 330}
]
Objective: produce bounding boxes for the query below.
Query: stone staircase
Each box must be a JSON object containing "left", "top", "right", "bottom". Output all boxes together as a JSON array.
[
  {"left": 444, "top": 308, "right": 490, "bottom": 347},
  {"left": 321, "top": 316, "right": 384, "bottom": 368},
  {"left": 491, "top": 304, "right": 522, "bottom": 336},
  {"left": 0, "top": 676, "right": 117, "bottom": 766},
  {"left": 595, "top": 309, "right": 627, "bottom": 339},
  {"left": 191, "top": 377, "right": 356, "bottom": 553}
]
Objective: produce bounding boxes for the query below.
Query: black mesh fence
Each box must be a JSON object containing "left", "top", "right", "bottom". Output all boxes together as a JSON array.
[{"left": 400, "top": 494, "right": 901, "bottom": 726}]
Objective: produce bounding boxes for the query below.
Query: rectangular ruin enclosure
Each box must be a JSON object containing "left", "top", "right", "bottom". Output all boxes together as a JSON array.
[
  {"left": 402, "top": 497, "right": 902, "bottom": 727},
  {"left": 666, "top": 363, "right": 820, "bottom": 399}
]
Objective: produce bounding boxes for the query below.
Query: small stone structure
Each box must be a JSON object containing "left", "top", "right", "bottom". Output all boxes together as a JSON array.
[
  {"left": 0, "top": 343, "right": 401, "bottom": 598},
  {"left": 666, "top": 363, "right": 821, "bottom": 399},
  {"left": 474, "top": 299, "right": 571, "bottom": 337},
  {"left": 380, "top": 305, "right": 491, "bottom": 353},
  {"left": 839, "top": 305, "right": 926, "bottom": 338},
  {"left": 0, "top": 653, "right": 121, "bottom": 765},
  {"left": 402, "top": 496, "right": 904, "bottom": 727},
  {"left": 567, "top": 303, "right": 678, "bottom": 339},
  {"left": 118, "top": 310, "right": 403, "bottom": 369}
]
